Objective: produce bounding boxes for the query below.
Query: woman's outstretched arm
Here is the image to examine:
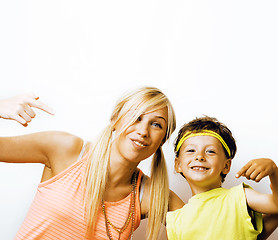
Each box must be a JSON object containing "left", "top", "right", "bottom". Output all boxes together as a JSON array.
[
  {"left": 0, "top": 93, "right": 83, "bottom": 171},
  {"left": 0, "top": 93, "right": 55, "bottom": 126}
]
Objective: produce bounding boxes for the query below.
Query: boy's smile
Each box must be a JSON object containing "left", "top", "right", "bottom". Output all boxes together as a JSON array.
[{"left": 175, "top": 135, "right": 231, "bottom": 194}]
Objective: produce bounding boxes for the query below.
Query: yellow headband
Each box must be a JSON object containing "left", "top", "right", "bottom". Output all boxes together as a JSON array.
[{"left": 176, "top": 130, "right": 231, "bottom": 157}]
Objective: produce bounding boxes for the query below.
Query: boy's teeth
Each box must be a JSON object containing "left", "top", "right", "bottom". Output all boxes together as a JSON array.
[
  {"left": 192, "top": 167, "right": 207, "bottom": 170},
  {"left": 134, "top": 141, "right": 145, "bottom": 147}
]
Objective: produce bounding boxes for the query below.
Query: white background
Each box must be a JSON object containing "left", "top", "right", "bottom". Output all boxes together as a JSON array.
[{"left": 0, "top": 1, "right": 277, "bottom": 239}]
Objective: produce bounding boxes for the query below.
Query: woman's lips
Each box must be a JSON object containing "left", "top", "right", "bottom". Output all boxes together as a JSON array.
[{"left": 130, "top": 138, "right": 148, "bottom": 149}]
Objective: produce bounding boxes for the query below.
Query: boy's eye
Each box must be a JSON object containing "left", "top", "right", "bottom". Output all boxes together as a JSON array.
[
  {"left": 137, "top": 116, "right": 142, "bottom": 122},
  {"left": 186, "top": 149, "right": 195, "bottom": 153},
  {"left": 207, "top": 150, "right": 216, "bottom": 154}
]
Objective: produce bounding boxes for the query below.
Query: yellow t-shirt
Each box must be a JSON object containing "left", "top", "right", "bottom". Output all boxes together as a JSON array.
[{"left": 166, "top": 183, "right": 262, "bottom": 240}]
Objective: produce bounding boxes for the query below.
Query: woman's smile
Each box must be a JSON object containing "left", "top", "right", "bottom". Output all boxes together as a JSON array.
[{"left": 130, "top": 138, "right": 149, "bottom": 149}]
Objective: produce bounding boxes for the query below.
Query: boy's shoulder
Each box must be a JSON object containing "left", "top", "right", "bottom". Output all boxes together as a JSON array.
[{"left": 167, "top": 183, "right": 247, "bottom": 216}]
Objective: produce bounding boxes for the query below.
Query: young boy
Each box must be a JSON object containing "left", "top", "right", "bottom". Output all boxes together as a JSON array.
[{"left": 166, "top": 116, "right": 278, "bottom": 240}]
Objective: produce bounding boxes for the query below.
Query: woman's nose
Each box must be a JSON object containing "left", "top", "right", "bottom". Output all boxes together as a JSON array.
[{"left": 136, "top": 122, "right": 149, "bottom": 137}]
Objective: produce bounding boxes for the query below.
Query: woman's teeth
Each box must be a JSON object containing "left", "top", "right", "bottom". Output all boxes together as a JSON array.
[{"left": 134, "top": 141, "right": 145, "bottom": 147}]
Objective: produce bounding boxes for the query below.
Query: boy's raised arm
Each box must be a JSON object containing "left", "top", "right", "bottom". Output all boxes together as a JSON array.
[{"left": 236, "top": 158, "right": 278, "bottom": 214}]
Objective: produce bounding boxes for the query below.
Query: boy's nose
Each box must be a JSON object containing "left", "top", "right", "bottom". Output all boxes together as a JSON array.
[{"left": 195, "top": 155, "right": 205, "bottom": 161}]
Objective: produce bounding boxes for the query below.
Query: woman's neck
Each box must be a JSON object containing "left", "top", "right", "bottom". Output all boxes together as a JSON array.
[
  {"left": 108, "top": 153, "right": 139, "bottom": 188},
  {"left": 104, "top": 154, "right": 139, "bottom": 202},
  {"left": 107, "top": 141, "right": 141, "bottom": 187}
]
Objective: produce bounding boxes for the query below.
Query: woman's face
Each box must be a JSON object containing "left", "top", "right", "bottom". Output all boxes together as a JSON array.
[{"left": 112, "top": 106, "right": 168, "bottom": 164}]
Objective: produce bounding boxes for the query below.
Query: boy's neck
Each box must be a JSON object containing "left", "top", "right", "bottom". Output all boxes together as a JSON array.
[{"left": 188, "top": 181, "right": 223, "bottom": 196}]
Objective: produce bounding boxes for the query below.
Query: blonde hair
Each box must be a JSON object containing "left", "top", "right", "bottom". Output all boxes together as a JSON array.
[{"left": 84, "top": 86, "right": 176, "bottom": 239}]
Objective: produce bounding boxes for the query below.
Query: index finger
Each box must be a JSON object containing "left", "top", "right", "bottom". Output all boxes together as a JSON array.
[
  {"left": 29, "top": 99, "right": 56, "bottom": 115},
  {"left": 27, "top": 92, "right": 39, "bottom": 100},
  {"left": 236, "top": 161, "right": 252, "bottom": 178}
]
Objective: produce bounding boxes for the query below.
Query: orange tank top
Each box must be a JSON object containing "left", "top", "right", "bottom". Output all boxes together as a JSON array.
[{"left": 15, "top": 145, "right": 142, "bottom": 240}]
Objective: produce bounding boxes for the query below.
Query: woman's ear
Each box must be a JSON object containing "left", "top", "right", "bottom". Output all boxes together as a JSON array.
[
  {"left": 110, "top": 118, "right": 116, "bottom": 131},
  {"left": 160, "top": 134, "right": 167, "bottom": 146},
  {"left": 175, "top": 157, "right": 182, "bottom": 173},
  {"left": 222, "top": 159, "right": 231, "bottom": 174}
]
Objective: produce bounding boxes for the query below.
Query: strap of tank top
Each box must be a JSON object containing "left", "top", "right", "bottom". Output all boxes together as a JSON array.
[
  {"left": 139, "top": 174, "right": 146, "bottom": 203},
  {"left": 77, "top": 140, "right": 87, "bottom": 161}
]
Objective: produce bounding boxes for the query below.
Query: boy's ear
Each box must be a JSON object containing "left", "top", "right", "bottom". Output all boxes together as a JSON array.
[
  {"left": 175, "top": 157, "right": 182, "bottom": 173},
  {"left": 222, "top": 159, "right": 231, "bottom": 174}
]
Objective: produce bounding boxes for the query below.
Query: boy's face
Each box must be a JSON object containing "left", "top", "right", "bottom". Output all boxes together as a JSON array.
[{"left": 175, "top": 135, "right": 231, "bottom": 191}]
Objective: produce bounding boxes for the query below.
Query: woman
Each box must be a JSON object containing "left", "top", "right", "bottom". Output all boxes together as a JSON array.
[{"left": 0, "top": 87, "right": 184, "bottom": 240}]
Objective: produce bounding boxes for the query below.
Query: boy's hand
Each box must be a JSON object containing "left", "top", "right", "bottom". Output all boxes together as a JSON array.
[
  {"left": 236, "top": 158, "right": 277, "bottom": 182},
  {"left": 0, "top": 93, "right": 55, "bottom": 126}
]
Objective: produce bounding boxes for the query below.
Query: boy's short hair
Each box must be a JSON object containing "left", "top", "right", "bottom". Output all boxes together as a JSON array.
[{"left": 174, "top": 116, "right": 237, "bottom": 182}]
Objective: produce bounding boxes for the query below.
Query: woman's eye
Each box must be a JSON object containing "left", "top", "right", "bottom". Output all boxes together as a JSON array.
[
  {"left": 137, "top": 116, "right": 142, "bottom": 122},
  {"left": 152, "top": 122, "right": 162, "bottom": 129}
]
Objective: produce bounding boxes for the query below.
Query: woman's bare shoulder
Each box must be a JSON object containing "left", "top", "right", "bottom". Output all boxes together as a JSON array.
[
  {"left": 139, "top": 173, "right": 150, "bottom": 218},
  {"left": 168, "top": 190, "right": 185, "bottom": 211},
  {"left": 139, "top": 173, "right": 185, "bottom": 217},
  {"left": 44, "top": 131, "right": 84, "bottom": 168}
]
